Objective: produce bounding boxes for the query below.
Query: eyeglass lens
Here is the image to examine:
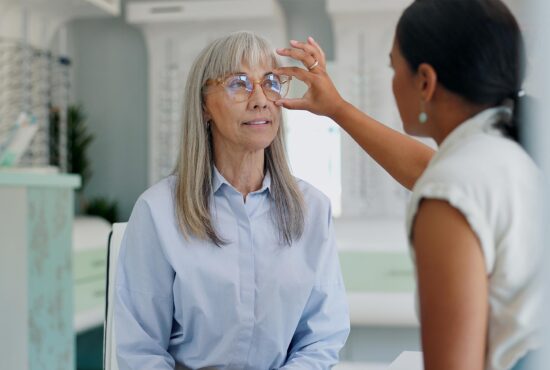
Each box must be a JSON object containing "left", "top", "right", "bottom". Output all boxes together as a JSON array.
[{"left": 224, "top": 74, "right": 289, "bottom": 102}]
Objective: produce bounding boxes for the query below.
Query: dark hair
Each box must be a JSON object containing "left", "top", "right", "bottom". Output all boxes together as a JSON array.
[{"left": 396, "top": 0, "right": 527, "bottom": 143}]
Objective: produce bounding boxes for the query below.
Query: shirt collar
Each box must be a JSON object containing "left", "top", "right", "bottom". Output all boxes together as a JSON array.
[
  {"left": 212, "top": 166, "right": 272, "bottom": 195},
  {"left": 437, "top": 106, "right": 511, "bottom": 156}
]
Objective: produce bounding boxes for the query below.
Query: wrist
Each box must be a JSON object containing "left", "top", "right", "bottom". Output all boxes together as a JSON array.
[{"left": 328, "top": 98, "right": 350, "bottom": 122}]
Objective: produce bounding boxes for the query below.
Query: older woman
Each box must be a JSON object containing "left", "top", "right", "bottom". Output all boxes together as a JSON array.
[{"left": 115, "top": 31, "right": 350, "bottom": 370}]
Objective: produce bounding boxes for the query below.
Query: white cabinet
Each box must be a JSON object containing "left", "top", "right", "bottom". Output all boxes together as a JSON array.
[
  {"left": 0, "top": 0, "right": 120, "bottom": 49},
  {"left": 127, "top": 0, "right": 276, "bottom": 24},
  {"left": 84, "top": 0, "right": 121, "bottom": 16},
  {"left": 0, "top": 0, "right": 120, "bottom": 17}
]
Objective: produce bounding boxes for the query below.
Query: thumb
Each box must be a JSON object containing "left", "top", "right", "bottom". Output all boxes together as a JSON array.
[{"left": 276, "top": 98, "right": 309, "bottom": 111}]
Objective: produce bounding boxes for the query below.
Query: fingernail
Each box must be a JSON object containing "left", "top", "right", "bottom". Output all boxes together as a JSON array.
[
  {"left": 308, "top": 36, "right": 315, "bottom": 42},
  {"left": 276, "top": 48, "right": 284, "bottom": 53},
  {"left": 290, "top": 40, "right": 298, "bottom": 44}
]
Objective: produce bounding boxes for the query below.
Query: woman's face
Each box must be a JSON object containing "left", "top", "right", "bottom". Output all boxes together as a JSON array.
[
  {"left": 390, "top": 40, "right": 426, "bottom": 136},
  {"left": 204, "top": 63, "right": 281, "bottom": 156}
]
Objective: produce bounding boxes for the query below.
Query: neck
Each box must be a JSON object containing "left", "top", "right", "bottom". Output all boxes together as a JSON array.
[
  {"left": 428, "top": 94, "right": 491, "bottom": 145},
  {"left": 213, "top": 145, "right": 265, "bottom": 198}
]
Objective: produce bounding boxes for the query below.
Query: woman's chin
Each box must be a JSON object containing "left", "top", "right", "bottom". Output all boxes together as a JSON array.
[
  {"left": 240, "top": 134, "right": 277, "bottom": 152},
  {"left": 241, "top": 140, "right": 275, "bottom": 153}
]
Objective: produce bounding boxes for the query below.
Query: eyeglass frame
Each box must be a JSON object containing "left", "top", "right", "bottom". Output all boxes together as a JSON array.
[{"left": 203, "top": 72, "right": 292, "bottom": 103}]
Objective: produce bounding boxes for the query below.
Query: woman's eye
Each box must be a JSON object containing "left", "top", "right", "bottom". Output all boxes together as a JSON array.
[
  {"left": 263, "top": 78, "right": 280, "bottom": 90},
  {"left": 229, "top": 79, "right": 247, "bottom": 89}
]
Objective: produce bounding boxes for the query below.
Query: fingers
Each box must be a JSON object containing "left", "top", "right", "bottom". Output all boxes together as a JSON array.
[
  {"left": 276, "top": 37, "right": 327, "bottom": 74},
  {"left": 307, "top": 37, "right": 326, "bottom": 64},
  {"left": 290, "top": 39, "right": 325, "bottom": 69},
  {"left": 274, "top": 97, "right": 309, "bottom": 111},
  {"left": 273, "top": 66, "right": 311, "bottom": 84},
  {"left": 276, "top": 46, "right": 318, "bottom": 71}
]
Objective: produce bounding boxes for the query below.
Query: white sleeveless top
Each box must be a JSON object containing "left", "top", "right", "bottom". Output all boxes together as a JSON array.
[{"left": 406, "top": 107, "right": 544, "bottom": 370}]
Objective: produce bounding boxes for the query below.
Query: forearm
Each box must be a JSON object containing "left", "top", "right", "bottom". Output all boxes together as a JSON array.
[
  {"left": 279, "top": 352, "right": 336, "bottom": 370},
  {"left": 116, "top": 287, "right": 176, "bottom": 370},
  {"left": 281, "top": 285, "right": 349, "bottom": 369},
  {"left": 331, "top": 100, "right": 435, "bottom": 190},
  {"left": 280, "top": 336, "right": 347, "bottom": 370},
  {"left": 117, "top": 353, "right": 175, "bottom": 370}
]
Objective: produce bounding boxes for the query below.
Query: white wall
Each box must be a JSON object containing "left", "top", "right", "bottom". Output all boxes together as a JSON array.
[{"left": 67, "top": 17, "right": 149, "bottom": 221}]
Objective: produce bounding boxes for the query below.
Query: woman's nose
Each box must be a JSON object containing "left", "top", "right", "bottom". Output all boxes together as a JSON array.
[{"left": 248, "top": 82, "right": 268, "bottom": 110}]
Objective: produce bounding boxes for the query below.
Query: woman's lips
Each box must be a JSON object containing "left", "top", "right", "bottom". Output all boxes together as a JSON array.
[{"left": 243, "top": 119, "right": 271, "bottom": 125}]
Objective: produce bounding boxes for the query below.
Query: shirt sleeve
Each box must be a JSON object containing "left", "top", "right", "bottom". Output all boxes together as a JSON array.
[
  {"left": 115, "top": 198, "right": 176, "bottom": 370},
  {"left": 406, "top": 181, "right": 495, "bottom": 274},
  {"left": 280, "top": 205, "right": 351, "bottom": 369}
]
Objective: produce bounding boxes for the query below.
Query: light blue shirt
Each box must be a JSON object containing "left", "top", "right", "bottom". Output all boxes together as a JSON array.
[{"left": 115, "top": 169, "right": 350, "bottom": 370}]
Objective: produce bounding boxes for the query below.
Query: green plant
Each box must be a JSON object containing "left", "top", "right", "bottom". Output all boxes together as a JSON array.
[
  {"left": 68, "top": 105, "right": 94, "bottom": 191},
  {"left": 49, "top": 106, "right": 60, "bottom": 166},
  {"left": 84, "top": 197, "right": 119, "bottom": 224},
  {"left": 55, "top": 104, "right": 119, "bottom": 222}
]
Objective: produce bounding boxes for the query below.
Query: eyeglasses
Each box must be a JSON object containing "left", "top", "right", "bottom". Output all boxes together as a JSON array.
[{"left": 206, "top": 73, "right": 291, "bottom": 103}]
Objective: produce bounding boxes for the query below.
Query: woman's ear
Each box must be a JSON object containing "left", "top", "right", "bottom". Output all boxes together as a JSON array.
[
  {"left": 417, "top": 63, "right": 438, "bottom": 102},
  {"left": 202, "top": 103, "right": 211, "bottom": 122}
]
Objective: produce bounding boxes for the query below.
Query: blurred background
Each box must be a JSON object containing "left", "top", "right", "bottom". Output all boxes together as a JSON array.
[{"left": 0, "top": 0, "right": 547, "bottom": 370}]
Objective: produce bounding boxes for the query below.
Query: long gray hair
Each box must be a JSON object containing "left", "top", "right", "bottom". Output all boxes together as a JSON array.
[{"left": 173, "top": 31, "right": 305, "bottom": 246}]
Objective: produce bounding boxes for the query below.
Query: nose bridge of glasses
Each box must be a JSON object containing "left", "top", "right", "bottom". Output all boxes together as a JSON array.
[
  {"left": 249, "top": 79, "right": 271, "bottom": 103},
  {"left": 243, "top": 75, "right": 268, "bottom": 92}
]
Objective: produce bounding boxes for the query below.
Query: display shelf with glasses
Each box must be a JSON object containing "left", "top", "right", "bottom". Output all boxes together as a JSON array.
[{"left": 0, "top": 38, "right": 71, "bottom": 170}]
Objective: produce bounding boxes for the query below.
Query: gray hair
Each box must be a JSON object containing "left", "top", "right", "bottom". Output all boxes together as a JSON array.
[{"left": 173, "top": 31, "right": 305, "bottom": 246}]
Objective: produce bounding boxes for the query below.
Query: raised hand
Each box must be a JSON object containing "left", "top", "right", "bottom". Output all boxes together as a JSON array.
[{"left": 275, "top": 37, "right": 346, "bottom": 119}]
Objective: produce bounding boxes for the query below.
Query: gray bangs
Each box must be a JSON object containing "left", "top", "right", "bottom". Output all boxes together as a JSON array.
[{"left": 201, "top": 31, "right": 280, "bottom": 84}]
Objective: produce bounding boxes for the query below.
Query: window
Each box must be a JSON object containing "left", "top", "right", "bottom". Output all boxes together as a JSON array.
[{"left": 284, "top": 108, "right": 342, "bottom": 217}]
